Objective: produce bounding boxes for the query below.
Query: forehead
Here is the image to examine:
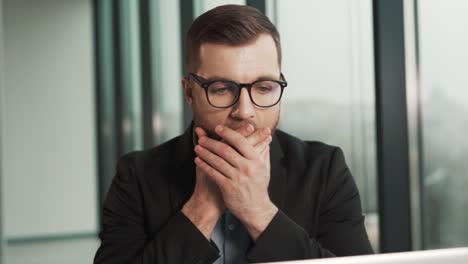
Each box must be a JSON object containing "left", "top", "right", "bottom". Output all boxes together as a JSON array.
[{"left": 197, "top": 34, "right": 280, "bottom": 82}]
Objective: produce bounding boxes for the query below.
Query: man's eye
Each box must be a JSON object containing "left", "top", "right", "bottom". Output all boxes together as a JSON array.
[
  {"left": 209, "top": 83, "right": 236, "bottom": 95},
  {"left": 255, "top": 86, "right": 272, "bottom": 93},
  {"left": 213, "top": 87, "right": 228, "bottom": 94}
]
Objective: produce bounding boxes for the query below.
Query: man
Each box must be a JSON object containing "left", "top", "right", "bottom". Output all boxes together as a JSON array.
[{"left": 94, "top": 5, "right": 373, "bottom": 264}]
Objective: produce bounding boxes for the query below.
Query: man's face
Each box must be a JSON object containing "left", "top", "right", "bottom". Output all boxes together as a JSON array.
[{"left": 183, "top": 34, "right": 282, "bottom": 139}]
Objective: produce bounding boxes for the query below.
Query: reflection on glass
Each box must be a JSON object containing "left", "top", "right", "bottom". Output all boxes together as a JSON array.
[
  {"left": 418, "top": 0, "right": 468, "bottom": 249},
  {"left": 149, "top": 0, "right": 183, "bottom": 143},
  {"left": 274, "top": 0, "right": 379, "bottom": 251},
  {"left": 119, "top": 0, "right": 143, "bottom": 153},
  {"left": 193, "top": 0, "right": 246, "bottom": 16}
]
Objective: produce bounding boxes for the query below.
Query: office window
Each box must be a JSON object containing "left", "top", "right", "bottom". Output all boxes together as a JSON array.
[
  {"left": 417, "top": 0, "right": 468, "bottom": 249},
  {"left": 148, "top": 0, "right": 184, "bottom": 143},
  {"left": 194, "top": 0, "right": 246, "bottom": 15},
  {"left": 274, "top": 0, "right": 379, "bottom": 251}
]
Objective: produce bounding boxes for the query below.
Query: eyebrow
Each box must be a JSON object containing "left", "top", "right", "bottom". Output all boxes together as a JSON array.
[{"left": 201, "top": 74, "right": 281, "bottom": 82}]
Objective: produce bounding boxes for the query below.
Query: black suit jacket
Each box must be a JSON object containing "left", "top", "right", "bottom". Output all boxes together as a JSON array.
[{"left": 94, "top": 126, "right": 373, "bottom": 263}]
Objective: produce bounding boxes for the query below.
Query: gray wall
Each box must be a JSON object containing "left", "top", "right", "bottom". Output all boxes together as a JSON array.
[{"left": 1, "top": 0, "right": 98, "bottom": 240}]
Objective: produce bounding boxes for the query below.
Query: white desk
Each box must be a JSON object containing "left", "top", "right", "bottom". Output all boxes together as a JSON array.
[{"left": 260, "top": 247, "right": 468, "bottom": 264}]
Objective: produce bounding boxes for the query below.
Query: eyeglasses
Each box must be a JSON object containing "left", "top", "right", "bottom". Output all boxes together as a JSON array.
[{"left": 188, "top": 73, "right": 287, "bottom": 108}]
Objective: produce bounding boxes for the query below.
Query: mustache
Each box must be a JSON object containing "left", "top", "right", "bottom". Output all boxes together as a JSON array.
[
  {"left": 228, "top": 121, "right": 258, "bottom": 131},
  {"left": 212, "top": 121, "right": 259, "bottom": 139},
  {"left": 198, "top": 121, "right": 258, "bottom": 142}
]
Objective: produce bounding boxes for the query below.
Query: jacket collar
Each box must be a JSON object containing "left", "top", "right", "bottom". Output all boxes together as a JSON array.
[
  {"left": 170, "top": 123, "right": 287, "bottom": 212},
  {"left": 269, "top": 129, "right": 287, "bottom": 210}
]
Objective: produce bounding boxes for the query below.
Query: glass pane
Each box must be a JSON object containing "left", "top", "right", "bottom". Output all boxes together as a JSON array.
[
  {"left": 96, "top": 0, "right": 118, "bottom": 205},
  {"left": 194, "top": 0, "right": 246, "bottom": 16},
  {"left": 417, "top": 0, "right": 468, "bottom": 249},
  {"left": 119, "top": 0, "right": 143, "bottom": 153},
  {"left": 150, "top": 0, "right": 183, "bottom": 143},
  {"left": 274, "top": 0, "right": 379, "bottom": 251}
]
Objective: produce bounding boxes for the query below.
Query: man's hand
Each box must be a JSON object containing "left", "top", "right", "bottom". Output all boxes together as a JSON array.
[
  {"left": 194, "top": 125, "right": 278, "bottom": 241},
  {"left": 182, "top": 124, "right": 271, "bottom": 239}
]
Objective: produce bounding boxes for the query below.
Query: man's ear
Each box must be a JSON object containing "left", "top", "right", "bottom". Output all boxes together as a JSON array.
[{"left": 181, "top": 77, "right": 193, "bottom": 106}]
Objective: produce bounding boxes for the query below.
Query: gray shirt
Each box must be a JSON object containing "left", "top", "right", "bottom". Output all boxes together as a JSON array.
[{"left": 211, "top": 211, "right": 251, "bottom": 264}]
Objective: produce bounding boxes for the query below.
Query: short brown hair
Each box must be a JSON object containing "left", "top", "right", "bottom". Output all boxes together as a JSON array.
[{"left": 184, "top": 4, "right": 281, "bottom": 74}]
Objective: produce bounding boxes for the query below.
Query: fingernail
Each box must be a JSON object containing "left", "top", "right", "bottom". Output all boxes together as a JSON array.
[
  {"left": 246, "top": 124, "right": 254, "bottom": 132},
  {"left": 216, "top": 125, "right": 224, "bottom": 133},
  {"left": 195, "top": 145, "right": 202, "bottom": 152}
]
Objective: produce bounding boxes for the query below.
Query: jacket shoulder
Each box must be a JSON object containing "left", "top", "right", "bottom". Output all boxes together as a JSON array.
[
  {"left": 118, "top": 135, "right": 182, "bottom": 172},
  {"left": 275, "top": 129, "right": 339, "bottom": 164}
]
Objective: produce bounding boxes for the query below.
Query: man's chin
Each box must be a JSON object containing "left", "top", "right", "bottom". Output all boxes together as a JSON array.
[{"left": 204, "top": 128, "right": 223, "bottom": 141}]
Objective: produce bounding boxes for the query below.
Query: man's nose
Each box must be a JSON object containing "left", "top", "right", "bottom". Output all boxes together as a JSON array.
[{"left": 231, "top": 88, "right": 255, "bottom": 120}]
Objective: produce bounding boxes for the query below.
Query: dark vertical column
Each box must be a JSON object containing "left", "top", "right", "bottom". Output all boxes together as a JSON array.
[
  {"left": 373, "top": 0, "right": 412, "bottom": 252},
  {"left": 179, "top": 0, "right": 193, "bottom": 129},
  {"left": 140, "top": 0, "right": 155, "bottom": 149},
  {"left": 246, "top": 0, "right": 266, "bottom": 14},
  {"left": 112, "top": 0, "right": 124, "bottom": 157}
]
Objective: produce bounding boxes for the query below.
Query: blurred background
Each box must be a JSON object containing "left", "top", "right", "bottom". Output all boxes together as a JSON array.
[{"left": 0, "top": 0, "right": 467, "bottom": 263}]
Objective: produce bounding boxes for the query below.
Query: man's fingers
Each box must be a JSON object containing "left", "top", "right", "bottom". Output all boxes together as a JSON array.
[
  {"left": 194, "top": 127, "right": 208, "bottom": 140},
  {"left": 246, "top": 127, "right": 271, "bottom": 152},
  {"left": 195, "top": 144, "right": 236, "bottom": 178},
  {"left": 197, "top": 136, "right": 243, "bottom": 167},
  {"left": 196, "top": 124, "right": 271, "bottom": 159},
  {"left": 215, "top": 125, "right": 257, "bottom": 159},
  {"left": 253, "top": 135, "right": 272, "bottom": 155},
  {"left": 194, "top": 157, "right": 229, "bottom": 187},
  {"left": 235, "top": 123, "right": 255, "bottom": 138}
]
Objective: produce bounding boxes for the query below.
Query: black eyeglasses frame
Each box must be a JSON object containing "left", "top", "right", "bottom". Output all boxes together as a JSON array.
[{"left": 188, "top": 73, "right": 288, "bottom": 108}]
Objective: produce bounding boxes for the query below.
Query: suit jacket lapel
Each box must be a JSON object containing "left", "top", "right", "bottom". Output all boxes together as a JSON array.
[
  {"left": 269, "top": 132, "right": 288, "bottom": 210},
  {"left": 169, "top": 124, "right": 196, "bottom": 213}
]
